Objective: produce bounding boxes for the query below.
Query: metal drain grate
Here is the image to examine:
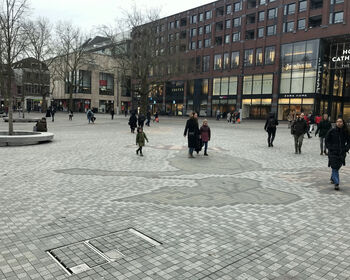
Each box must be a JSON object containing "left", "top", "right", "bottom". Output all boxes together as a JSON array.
[{"left": 47, "top": 228, "right": 161, "bottom": 275}]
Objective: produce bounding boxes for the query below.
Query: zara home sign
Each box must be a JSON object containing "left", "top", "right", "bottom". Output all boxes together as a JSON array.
[{"left": 332, "top": 49, "right": 350, "bottom": 62}]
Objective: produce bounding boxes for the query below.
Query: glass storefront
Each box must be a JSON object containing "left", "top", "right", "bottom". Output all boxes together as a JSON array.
[
  {"left": 212, "top": 98, "right": 236, "bottom": 116},
  {"left": 242, "top": 98, "right": 271, "bottom": 119},
  {"left": 277, "top": 98, "right": 314, "bottom": 120}
]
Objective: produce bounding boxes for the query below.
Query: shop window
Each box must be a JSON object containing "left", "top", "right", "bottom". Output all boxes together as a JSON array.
[
  {"left": 229, "top": 77, "right": 238, "bottom": 95},
  {"left": 253, "top": 75, "right": 263, "bottom": 94},
  {"left": 262, "top": 74, "right": 273, "bottom": 94},
  {"left": 243, "top": 74, "right": 273, "bottom": 94},
  {"left": 243, "top": 76, "right": 253, "bottom": 94},
  {"left": 213, "top": 78, "right": 221, "bottom": 95},
  {"left": 213, "top": 76, "right": 238, "bottom": 95},
  {"left": 231, "top": 51, "right": 240, "bottom": 68},
  {"left": 280, "top": 72, "right": 291, "bottom": 93},
  {"left": 291, "top": 70, "right": 304, "bottom": 93}
]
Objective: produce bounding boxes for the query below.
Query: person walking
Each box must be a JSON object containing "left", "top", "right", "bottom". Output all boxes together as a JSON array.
[
  {"left": 146, "top": 111, "right": 151, "bottom": 126},
  {"left": 291, "top": 112, "right": 308, "bottom": 154},
  {"left": 69, "top": 110, "right": 73, "bottom": 121},
  {"left": 51, "top": 106, "right": 56, "bottom": 122},
  {"left": 325, "top": 117, "right": 350, "bottom": 190},
  {"left": 287, "top": 111, "right": 294, "bottom": 129},
  {"left": 153, "top": 112, "right": 159, "bottom": 123},
  {"left": 110, "top": 108, "right": 115, "bottom": 120},
  {"left": 136, "top": 127, "right": 149, "bottom": 157},
  {"left": 301, "top": 113, "right": 312, "bottom": 138},
  {"left": 227, "top": 112, "right": 231, "bottom": 123},
  {"left": 87, "top": 108, "right": 93, "bottom": 124},
  {"left": 200, "top": 119, "right": 211, "bottom": 156},
  {"left": 138, "top": 113, "right": 146, "bottom": 128},
  {"left": 264, "top": 113, "right": 279, "bottom": 147},
  {"left": 124, "top": 109, "right": 128, "bottom": 117},
  {"left": 184, "top": 112, "right": 200, "bottom": 158},
  {"left": 128, "top": 113, "right": 137, "bottom": 133},
  {"left": 315, "top": 113, "right": 332, "bottom": 155},
  {"left": 216, "top": 109, "right": 221, "bottom": 121}
]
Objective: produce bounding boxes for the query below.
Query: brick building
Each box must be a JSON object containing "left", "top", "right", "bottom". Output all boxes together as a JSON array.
[{"left": 146, "top": 0, "right": 350, "bottom": 120}]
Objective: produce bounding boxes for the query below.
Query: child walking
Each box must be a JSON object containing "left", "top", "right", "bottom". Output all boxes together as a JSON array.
[
  {"left": 136, "top": 127, "right": 148, "bottom": 156},
  {"left": 200, "top": 119, "right": 211, "bottom": 156}
]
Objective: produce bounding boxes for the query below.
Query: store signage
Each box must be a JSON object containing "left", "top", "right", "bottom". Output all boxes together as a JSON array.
[
  {"left": 332, "top": 49, "right": 350, "bottom": 62},
  {"left": 280, "top": 93, "right": 313, "bottom": 98}
]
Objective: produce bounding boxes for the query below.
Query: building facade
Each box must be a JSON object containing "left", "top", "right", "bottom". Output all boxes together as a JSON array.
[
  {"left": 50, "top": 37, "right": 132, "bottom": 114},
  {"left": 147, "top": 0, "right": 350, "bottom": 120}
]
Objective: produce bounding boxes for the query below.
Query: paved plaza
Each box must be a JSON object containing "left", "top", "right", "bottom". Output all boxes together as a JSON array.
[{"left": 1, "top": 112, "right": 350, "bottom": 280}]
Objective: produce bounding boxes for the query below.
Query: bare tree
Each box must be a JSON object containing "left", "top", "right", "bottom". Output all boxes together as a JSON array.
[
  {"left": 0, "top": 0, "right": 28, "bottom": 135},
  {"left": 102, "top": 6, "right": 185, "bottom": 115},
  {"left": 23, "top": 17, "right": 52, "bottom": 112},
  {"left": 51, "top": 21, "right": 92, "bottom": 111}
]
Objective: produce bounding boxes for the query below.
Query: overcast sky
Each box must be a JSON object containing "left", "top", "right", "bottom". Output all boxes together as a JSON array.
[{"left": 29, "top": 0, "right": 214, "bottom": 34}]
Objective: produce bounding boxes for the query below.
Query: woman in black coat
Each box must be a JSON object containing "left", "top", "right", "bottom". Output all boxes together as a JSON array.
[
  {"left": 325, "top": 117, "right": 350, "bottom": 190},
  {"left": 264, "top": 113, "right": 279, "bottom": 147},
  {"left": 184, "top": 112, "right": 199, "bottom": 158},
  {"left": 128, "top": 113, "right": 137, "bottom": 133}
]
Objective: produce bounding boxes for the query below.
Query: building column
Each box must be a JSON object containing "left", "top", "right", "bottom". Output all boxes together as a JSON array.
[
  {"left": 207, "top": 78, "right": 213, "bottom": 117},
  {"left": 183, "top": 81, "right": 187, "bottom": 115}
]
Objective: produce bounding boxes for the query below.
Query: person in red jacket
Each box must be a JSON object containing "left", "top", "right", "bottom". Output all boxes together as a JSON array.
[{"left": 200, "top": 119, "right": 211, "bottom": 156}]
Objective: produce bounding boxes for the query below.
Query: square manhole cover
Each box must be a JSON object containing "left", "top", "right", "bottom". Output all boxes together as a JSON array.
[{"left": 48, "top": 228, "right": 161, "bottom": 275}]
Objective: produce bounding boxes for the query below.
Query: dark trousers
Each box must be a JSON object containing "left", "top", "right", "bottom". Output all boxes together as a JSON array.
[
  {"left": 146, "top": 119, "right": 150, "bottom": 126},
  {"left": 267, "top": 129, "right": 276, "bottom": 145},
  {"left": 136, "top": 146, "right": 143, "bottom": 154},
  {"left": 203, "top": 141, "right": 208, "bottom": 154}
]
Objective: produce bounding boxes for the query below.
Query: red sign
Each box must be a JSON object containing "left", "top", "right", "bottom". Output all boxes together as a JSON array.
[{"left": 100, "top": 80, "right": 107, "bottom": 86}]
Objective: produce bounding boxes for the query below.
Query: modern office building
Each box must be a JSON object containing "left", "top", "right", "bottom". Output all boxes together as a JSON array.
[{"left": 146, "top": 0, "right": 350, "bottom": 120}]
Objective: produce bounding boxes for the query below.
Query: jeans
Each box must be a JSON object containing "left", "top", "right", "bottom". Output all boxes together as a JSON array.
[
  {"left": 189, "top": 147, "right": 194, "bottom": 155},
  {"left": 320, "top": 137, "right": 326, "bottom": 153},
  {"left": 331, "top": 168, "right": 340, "bottom": 185},
  {"left": 203, "top": 141, "right": 208, "bottom": 154},
  {"left": 294, "top": 134, "right": 304, "bottom": 152}
]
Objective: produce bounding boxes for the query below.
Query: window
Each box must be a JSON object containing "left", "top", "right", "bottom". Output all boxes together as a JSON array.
[
  {"left": 223, "top": 53, "right": 230, "bottom": 69},
  {"left": 265, "top": 46, "right": 275, "bottom": 64},
  {"left": 215, "top": 22, "right": 224, "bottom": 31},
  {"left": 284, "top": 3, "right": 296, "bottom": 15},
  {"left": 268, "top": 8, "right": 278, "bottom": 19},
  {"left": 99, "top": 73, "right": 114, "bottom": 95},
  {"left": 198, "top": 40, "right": 202, "bottom": 48},
  {"left": 232, "top": 32, "right": 240, "bottom": 42},
  {"left": 204, "top": 38, "right": 211, "bottom": 48},
  {"left": 225, "top": 34, "right": 230, "bottom": 44},
  {"left": 244, "top": 49, "right": 254, "bottom": 66},
  {"left": 199, "top": 13, "right": 204, "bottom": 21},
  {"left": 175, "top": 20, "right": 179, "bottom": 28},
  {"left": 191, "top": 28, "right": 197, "bottom": 37},
  {"left": 205, "top": 10, "right": 212, "bottom": 20},
  {"left": 215, "top": 36, "right": 223, "bottom": 46},
  {"left": 245, "top": 30, "right": 255, "bottom": 40},
  {"left": 258, "top": 27, "right": 264, "bottom": 38},
  {"left": 225, "top": 19, "right": 231, "bottom": 29},
  {"left": 309, "top": 15, "right": 322, "bottom": 28},
  {"left": 205, "top": 24, "right": 211, "bottom": 34},
  {"left": 283, "top": 21, "right": 294, "bottom": 32},
  {"left": 247, "top": 14, "right": 256, "bottom": 24},
  {"left": 234, "top": 1, "right": 242, "bottom": 11},
  {"left": 214, "top": 54, "right": 222, "bottom": 70},
  {"left": 169, "top": 22, "right": 175, "bottom": 29},
  {"left": 258, "top": 11, "right": 265, "bottom": 22},
  {"left": 266, "top": 25, "right": 276, "bottom": 36},
  {"left": 203, "top": 55, "right": 210, "bottom": 72},
  {"left": 213, "top": 77, "right": 238, "bottom": 95},
  {"left": 330, "top": 0, "right": 344, "bottom": 3},
  {"left": 330, "top": 11, "right": 344, "bottom": 24},
  {"left": 310, "top": 0, "right": 323, "bottom": 10},
  {"left": 191, "top": 15, "right": 197, "bottom": 24},
  {"left": 233, "top": 17, "right": 241, "bottom": 27},
  {"left": 180, "top": 18, "right": 187, "bottom": 26},
  {"left": 216, "top": 6, "right": 224, "bottom": 17},
  {"left": 298, "top": 19, "right": 306, "bottom": 30},
  {"left": 247, "top": 0, "right": 257, "bottom": 9},
  {"left": 189, "top": 41, "right": 196, "bottom": 50},
  {"left": 243, "top": 74, "right": 273, "bottom": 94},
  {"left": 256, "top": 48, "right": 263, "bottom": 65},
  {"left": 198, "top": 26, "right": 203, "bottom": 35},
  {"left": 168, "top": 34, "right": 173, "bottom": 42},
  {"left": 260, "top": 0, "right": 266, "bottom": 4},
  {"left": 226, "top": 4, "right": 232, "bottom": 14},
  {"left": 299, "top": 1, "right": 307, "bottom": 12},
  {"left": 231, "top": 51, "right": 240, "bottom": 68}
]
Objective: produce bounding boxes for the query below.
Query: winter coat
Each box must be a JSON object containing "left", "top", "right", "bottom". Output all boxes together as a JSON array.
[
  {"left": 129, "top": 114, "right": 137, "bottom": 128},
  {"left": 138, "top": 114, "right": 146, "bottom": 126},
  {"left": 264, "top": 116, "right": 279, "bottom": 132},
  {"left": 184, "top": 118, "right": 199, "bottom": 148},
  {"left": 325, "top": 127, "right": 350, "bottom": 169},
  {"left": 315, "top": 120, "right": 332, "bottom": 138},
  {"left": 200, "top": 125, "right": 211, "bottom": 142},
  {"left": 136, "top": 132, "right": 148, "bottom": 147},
  {"left": 146, "top": 112, "right": 151, "bottom": 120},
  {"left": 291, "top": 118, "right": 308, "bottom": 136},
  {"left": 36, "top": 120, "right": 47, "bottom": 132}
]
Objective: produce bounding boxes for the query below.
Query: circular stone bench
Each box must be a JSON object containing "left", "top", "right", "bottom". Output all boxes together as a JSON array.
[
  {"left": 3, "top": 117, "right": 41, "bottom": 123},
  {"left": 0, "top": 131, "right": 54, "bottom": 146}
]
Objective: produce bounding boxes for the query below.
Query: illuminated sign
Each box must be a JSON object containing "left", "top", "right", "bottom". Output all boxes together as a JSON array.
[{"left": 332, "top": 49, "right": 350, "bottom": 62}]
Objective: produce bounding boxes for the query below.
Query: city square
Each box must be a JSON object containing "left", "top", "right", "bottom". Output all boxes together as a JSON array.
[{"left": 1, "top": 113, "right": 350, "bottom": 279}]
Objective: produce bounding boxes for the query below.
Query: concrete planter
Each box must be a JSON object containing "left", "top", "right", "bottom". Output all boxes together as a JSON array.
[
  {"left": 0, "top": 131, "right": 54, "bottom": 146},
  {"left": 3, "top": 117, "right": 41, "bottom": 123}
]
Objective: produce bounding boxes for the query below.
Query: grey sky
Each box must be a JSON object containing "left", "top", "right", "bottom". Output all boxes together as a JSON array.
[{"left": 29, "top": 0, "right": 214, "bottom": 33}]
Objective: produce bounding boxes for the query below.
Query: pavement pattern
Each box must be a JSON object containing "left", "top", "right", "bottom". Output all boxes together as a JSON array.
[{"left": 0, "top": 112, "right": 350, "bottom": 280}]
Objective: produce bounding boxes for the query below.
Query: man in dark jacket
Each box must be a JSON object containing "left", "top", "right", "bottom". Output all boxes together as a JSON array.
[
  {"left": 184, "top": 112, "right": 199, "bottom": 158},
  {"left": 315, "top": 113, "right": 332, "bottom": 155},
  {"left": 128, "top": 113, "right": 137, "bottom": 133},
  {"left": 325, "top": 118, "right": 350, "bottom": 190},
  {"left": 146, "top": 111, "right": 151, "bottom": 127},
  {"left": 35, "top": 117, "right": 47, "bottom": 132},
  {"left": 291, "top": 112, "right": 308, "bottom": 154},
  {"left": 264, "top": 113, "right": 279, "bottom": 147},
  {"left": 138, "top": 113, "right": 146, "bottom": 128}
]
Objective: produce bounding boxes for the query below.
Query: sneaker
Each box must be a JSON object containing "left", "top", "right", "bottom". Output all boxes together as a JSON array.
[
  {"left": 335, "top": 184, "right": 339, "bottom": 191},
  {"left": 270, "top": 143, "right": 273, "bottom": 147},
  {"left": 324, "top": 151, "right": 328, "bottom": 155}
]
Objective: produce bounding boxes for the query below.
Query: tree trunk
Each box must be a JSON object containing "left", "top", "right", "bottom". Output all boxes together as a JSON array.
[{"left": 7, "top": 66, "right": 14, "bottom": 135}]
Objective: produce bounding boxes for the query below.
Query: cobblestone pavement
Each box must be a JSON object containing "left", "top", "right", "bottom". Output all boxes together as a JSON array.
[{"left": 1, "top": 112, "right": 350, "bottom": 280}]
